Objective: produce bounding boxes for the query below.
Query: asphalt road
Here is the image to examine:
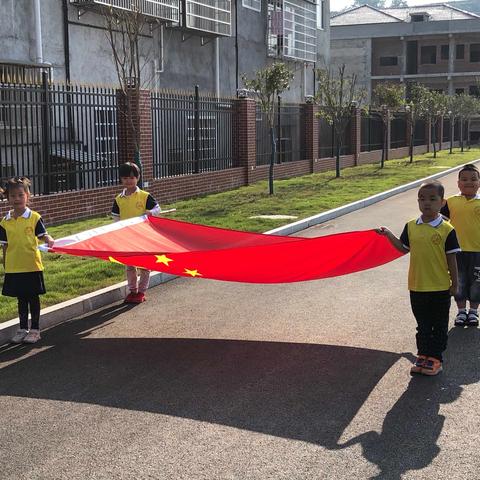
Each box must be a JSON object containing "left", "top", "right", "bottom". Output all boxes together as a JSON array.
[{"left": 1, "top": 167, "right": 479, "bottom": 479}]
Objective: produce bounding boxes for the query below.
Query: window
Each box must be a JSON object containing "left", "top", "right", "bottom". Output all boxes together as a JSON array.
[
  {"left": 456, "top": 44, "right": 465, "bottom": 60},
  {"left": 316, "top": 0, "right": 324, "bottom": 29},
  {"left": 187, "top": 115, "right": 217, "bottom": 169},
  {"left": 267, "top": 0, "right": 317, "bottom": 63},
  {"left": 379, "top": 56, "right": 398, "bottom": 66},
  {"left": 420, "top": 46, "right": 436, "bottom": 64},
  {"left": 455, "top": 88, "right": 465, "bottom": 94},
  {"left": 243, "top": 0, "right": 261, "bottom": 12},
  {"left": 441, "top": 45, "right": 449, "bottom": 60},
  {"left": 410, "top": 13, "right": 429, "bottom": 22},
  {"left": 470, "top": 43, "right": 480, "bottom": 62},
  {"left": 95, "top": 108, "right": 118, "bottom": 186},
  {"left": 469, "top": 85, "right": 480, "bottom": 97},
  {"left": 185, "top": 0, "right": 232, "bottom": 36}
]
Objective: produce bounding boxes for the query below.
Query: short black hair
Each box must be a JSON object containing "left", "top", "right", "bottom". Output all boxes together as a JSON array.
[
  {"left": 419, "top": 180, "right": 444, "bottom": 198},
  {"left": 458, "top": 164, "right": 480, "bottom": 179},
  {"left": 119, "top": 162, "right": 140, "bottom": 178},
  {"left": 0, "top": 176, "right": 31, "bottom": 200}
]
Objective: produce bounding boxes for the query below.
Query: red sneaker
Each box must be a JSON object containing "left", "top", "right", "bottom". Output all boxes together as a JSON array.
[
  {"left": 124, "top": 291, "right": 138, "bottom": 304},
  {"left": 130, "top": 292, "right": 146, "bottom": 304}
]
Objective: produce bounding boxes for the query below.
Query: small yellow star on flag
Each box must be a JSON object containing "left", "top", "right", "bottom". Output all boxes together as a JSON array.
[
  {"left": 108, "top": 256, "right": 123, "bottom": 265},
  {"left": 155, "top": 254, "right": 173, "bottom": 266},
  {"left": 185, "top": 268, "right": 202, "bottom": 277}
]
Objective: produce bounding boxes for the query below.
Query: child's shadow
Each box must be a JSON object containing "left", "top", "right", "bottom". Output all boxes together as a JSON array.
[{"left": 341, "top": 327, "right": 480, "bottom": 479}]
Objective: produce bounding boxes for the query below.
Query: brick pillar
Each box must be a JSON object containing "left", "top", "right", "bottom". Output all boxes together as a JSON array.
[
  {"left": 351, "top": 107, "right": 361, "bottom": 166},
  {"left": 116, "top": 88, "right": 153, "bottom": 185},
  {"left": 235, "top": 98, "right": 257, "bottom": 185},
  {"left": 304, "top": 103, "right": 319, "bottom": 172}
]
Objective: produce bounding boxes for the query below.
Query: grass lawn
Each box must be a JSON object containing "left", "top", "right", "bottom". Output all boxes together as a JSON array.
[{"left": 1, "top": 148, "right": 479, "bottom": 323}]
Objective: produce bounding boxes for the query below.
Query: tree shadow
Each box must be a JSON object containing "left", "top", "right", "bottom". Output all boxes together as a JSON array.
[
  {"left": 0, "top": 304, "right": 400, "bottom": 449},
  {"left": 341, "top": 327, "right": 480, "bottom": 479}
]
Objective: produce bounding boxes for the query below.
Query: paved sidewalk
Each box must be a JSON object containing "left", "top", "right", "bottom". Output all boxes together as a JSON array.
[{"left": 0, "top": 164, "right": 479, "bottom": 479}]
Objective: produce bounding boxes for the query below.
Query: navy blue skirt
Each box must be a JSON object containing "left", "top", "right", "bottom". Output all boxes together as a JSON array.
[{"left": 2, "top": 271, "right": 46, "bottom": 297}]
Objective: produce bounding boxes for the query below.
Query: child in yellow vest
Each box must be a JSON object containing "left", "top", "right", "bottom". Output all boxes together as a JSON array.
[
  {"left": 440, "top": 163, "right": 480, "bottom": 327},
  {"left": 377, "top": 181, "right": 460, "bottom": 376},
  {"left": 0, "top": 177, "right": 54, "bottom": 344},
  {"left": 111, "top": 162, "right": 160, "bottom": 304}
]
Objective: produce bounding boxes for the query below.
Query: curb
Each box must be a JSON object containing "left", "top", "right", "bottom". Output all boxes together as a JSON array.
[{"left": 0, "top": 159, "right": 477, "bottom": 345}]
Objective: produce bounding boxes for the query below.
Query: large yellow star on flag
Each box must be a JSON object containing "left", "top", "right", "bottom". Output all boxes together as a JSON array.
[
  {"left": 185, "top": 268, "right": 202, "bottom": 277},
  {"left": 155, "top": 254, "right": 173, "bottom": 266}
]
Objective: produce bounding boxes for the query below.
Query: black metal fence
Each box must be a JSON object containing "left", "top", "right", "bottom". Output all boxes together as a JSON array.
[
  {"left": 151, "top": 88, "right": 235, "bottom": 178},
  {"left": 0, "top": 75, "right": 119, "bottom": 194},
  {"left": 390, "top": 112, "right": 407, "bottom": 149},
  {"left": 413, "top": 119, "right": 426, "bottom": 146},
  {"left": 256, "top": 102, "right": 305, "bottom": 166},
  {"left": 360, "top": 112, "right": 383, "bottom": 152},
  {"left": 318, "top": 116, "right": 352, "bottom": 158}
]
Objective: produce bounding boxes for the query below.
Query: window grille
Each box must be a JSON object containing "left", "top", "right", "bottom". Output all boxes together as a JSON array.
[
  {"left": 243, "top": 0, "right": 261, "bottom": 12},
  {"left": 70, "top": 0, "right": 180, "bottom": 23},
  {"left": 267, "top": 0, "right": 317, "bottom": 63},
  {"left": 184, "top": 0, "right": 232, "bottom": 36}
]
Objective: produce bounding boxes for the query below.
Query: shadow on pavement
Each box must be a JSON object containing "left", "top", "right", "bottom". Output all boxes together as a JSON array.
[
  {"left": 341, "top": 326, "right": 480, "bottom": 479},
  {"left": 0, "top": 303, "right": 401, "bottom": 449}
]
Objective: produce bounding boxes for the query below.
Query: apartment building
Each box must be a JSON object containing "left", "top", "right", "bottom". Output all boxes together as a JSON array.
[
  {"left": 330, "top": 3, "right": 480, "bottom": 101},
  {"left": 0, "top": 0, "right": 330, "bottom": 101}
]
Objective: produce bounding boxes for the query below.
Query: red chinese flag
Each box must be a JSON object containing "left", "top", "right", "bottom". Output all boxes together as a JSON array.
[{"left": 48, "top": 216, "right": 403, "bottom": 283}]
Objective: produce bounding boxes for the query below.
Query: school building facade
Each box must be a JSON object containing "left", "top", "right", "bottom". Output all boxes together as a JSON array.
[{"left": 0, "top": 0, "right": 330, "bottom": 101}]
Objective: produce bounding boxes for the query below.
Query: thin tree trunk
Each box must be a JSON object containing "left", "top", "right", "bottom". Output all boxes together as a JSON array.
[
  {"left": 269, "top": 126, "right": 275, "bottom": 195},
  {"left": 460, "top": 119, "right": 464, "bottom": 152},
  {"left": 335, "top": 135, "right": 341, "bottom": 178},
  {"left": 432, "top": 123, "right": 437, "bottom": 158},
  {"left": 450, "top": 119, "right": 454, "bottom": 154},
  {"left": 409, "top": 121, "right": 414, "bottom": 163}
]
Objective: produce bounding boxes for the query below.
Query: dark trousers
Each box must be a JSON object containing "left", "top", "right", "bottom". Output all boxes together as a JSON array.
[
  {"left": 18, "top": 296, "right": 41, "bottom": 330},
  {"left": 410, "top": 290, "right": 451, "bottom": 362}
]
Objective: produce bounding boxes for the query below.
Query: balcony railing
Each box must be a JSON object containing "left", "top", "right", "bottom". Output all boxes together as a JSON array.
[{"left": 70, "top": 0, "right": 180, "bottom": 22}]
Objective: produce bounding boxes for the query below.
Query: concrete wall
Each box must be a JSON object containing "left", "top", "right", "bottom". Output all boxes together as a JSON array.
[
  {"left": 330, "top": 38, "right": 371, "bottom": 99},
  {"left": 0, "top": 0, "right": 330, "bottom": 102}
]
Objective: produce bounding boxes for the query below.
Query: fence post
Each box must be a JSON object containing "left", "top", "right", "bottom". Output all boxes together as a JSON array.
[
  {"left": 116, "top": 88, "right": 153, "bottom": 186},
  {"left": 194, "top": 85, "right": 200, "bottom": 174},
  {"left": 351, "top": 106, "right": 361, "bottom": 166},
  {"left": 303, "top": 101, "right": 318, "bottom": 173},
  {"left": 41, "top": 71, "right": 51, "bottom": 195},
  {"left": 235, "top": 97, "right": 257, "bottom": 185},
  {"left": 277, "top": 95, "right": 281, "bottom": 164},
  {"left": 386, "top": 109, "right": 391, "bottom": 161}
]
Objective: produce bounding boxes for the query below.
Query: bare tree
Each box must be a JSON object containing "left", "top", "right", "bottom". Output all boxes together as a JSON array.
[
  {"left": 103, "top": 4, "right": 153, "bottom": 183},
  {"left": 315, "top": 65, "right": 366, "bottom": 177},
  {"left": 242, "top": 63, "right": 294, "bottom": 195}
]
